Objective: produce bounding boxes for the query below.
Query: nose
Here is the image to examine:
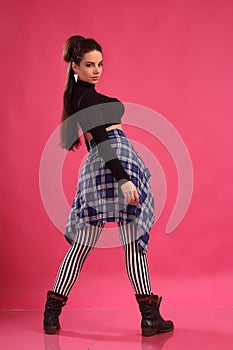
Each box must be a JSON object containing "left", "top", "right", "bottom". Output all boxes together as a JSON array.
[{"left": 93, "top": 65, "right": 101, "bottom": 75}]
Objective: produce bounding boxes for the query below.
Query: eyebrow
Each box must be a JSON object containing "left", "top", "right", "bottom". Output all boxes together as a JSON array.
[{"left": 85, "top": 60, "right": 103, "bottom": 64}]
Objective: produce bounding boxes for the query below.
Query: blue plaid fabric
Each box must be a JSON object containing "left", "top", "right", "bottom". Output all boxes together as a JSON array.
[{"left": 64, "top": 129, "right": 155, "bottom": 253}]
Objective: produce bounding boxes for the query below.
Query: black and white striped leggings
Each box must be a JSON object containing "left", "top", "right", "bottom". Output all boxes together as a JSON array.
[{"left": 53, "top": 222, "right": 153, "bottom": 297}]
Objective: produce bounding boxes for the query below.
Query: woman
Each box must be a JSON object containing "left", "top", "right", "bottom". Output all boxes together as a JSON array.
[{"left": 43, "top": 35, "right": 174, "bottom": 337}]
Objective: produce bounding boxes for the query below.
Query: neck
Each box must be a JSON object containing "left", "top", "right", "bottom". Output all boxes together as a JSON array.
[{"left": 76, "top": 79, "right": 96, "bottom": 89}]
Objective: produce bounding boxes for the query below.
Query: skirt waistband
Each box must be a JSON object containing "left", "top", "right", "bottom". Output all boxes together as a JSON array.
[{"left": 89, "top": 128, "right": 126, "bottom": 148}]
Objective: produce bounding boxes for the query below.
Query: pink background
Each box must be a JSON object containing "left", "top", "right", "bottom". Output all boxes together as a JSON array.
[{"left": 1, "top": 0, "right": 232, "bottom": 310}]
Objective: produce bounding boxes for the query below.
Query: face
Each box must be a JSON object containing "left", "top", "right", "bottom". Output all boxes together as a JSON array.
[{"left": 72, "top": 50, "right": 103, "bottom": 84}]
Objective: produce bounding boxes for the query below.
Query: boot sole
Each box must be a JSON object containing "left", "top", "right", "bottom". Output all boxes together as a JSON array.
[
  {"left": 44, "top": 326, "right": 60, "bottom": 334},
  {"left": 142, "top": 326, "right": 174, "bottom": 336}
]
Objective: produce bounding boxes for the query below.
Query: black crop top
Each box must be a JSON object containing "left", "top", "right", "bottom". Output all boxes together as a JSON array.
[{"left": 71, "top": 79, "right": 131, "bottom": 185}]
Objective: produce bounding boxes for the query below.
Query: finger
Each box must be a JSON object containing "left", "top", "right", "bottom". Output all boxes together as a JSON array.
[
  {"left": 125, "top": 192, "right": 131, "bottom": 203},
  {"left": 134, "top": 190, "right": 140, "bottom": 203},
  {"left": 128, "top": 195, "right": 134, "bottom": 204},
  {"left": 129, "top": 196, "right": 134, "bottom": 204},
  {"left": 130, "top": 195, "right": 139, "bottom": 204}
]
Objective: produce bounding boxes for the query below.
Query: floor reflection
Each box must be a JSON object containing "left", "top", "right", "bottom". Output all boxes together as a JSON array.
[
  {"left": 43, "top": 334, "right": 62, "bottom": 350},
  {"left": 141, "top": 332, "right": 174, "bottom": 350},
  {"left": 43, "top": 329, "right": 174, "bottom": 350},
  {"left": 1, "top": 308, "right": 232, "bottom": 350}
]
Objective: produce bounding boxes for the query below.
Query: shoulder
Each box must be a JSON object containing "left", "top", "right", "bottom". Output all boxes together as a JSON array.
[{"left": 80, "top": 89, "right": 120, "bottom": 109}]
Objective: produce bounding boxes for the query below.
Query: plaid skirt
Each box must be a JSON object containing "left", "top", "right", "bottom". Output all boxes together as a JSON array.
[{"left": 64, "top": 128, "right": 155, "bottom": 253}]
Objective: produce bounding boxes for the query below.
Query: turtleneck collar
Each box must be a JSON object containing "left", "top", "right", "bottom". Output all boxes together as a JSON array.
[{"left": 76, "top": 79, "right": 96, "bottom": 89}]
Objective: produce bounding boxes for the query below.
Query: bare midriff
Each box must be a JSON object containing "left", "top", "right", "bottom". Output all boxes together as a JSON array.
[{"left": 84, "top": 123, "right": 123, "bottom": 142}]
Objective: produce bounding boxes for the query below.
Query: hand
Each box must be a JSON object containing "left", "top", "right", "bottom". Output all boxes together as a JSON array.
[{"left": 120, "top": 181, "right": 140, "bottom": 205}]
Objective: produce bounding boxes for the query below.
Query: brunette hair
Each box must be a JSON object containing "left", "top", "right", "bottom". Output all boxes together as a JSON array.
[{"left": 60, "top": 35, "right": 102, "bottom": 151}]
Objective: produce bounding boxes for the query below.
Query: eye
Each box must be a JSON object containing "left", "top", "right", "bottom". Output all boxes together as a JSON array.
[
  {"left": 85, "top": 63, "right": 91, "bottom": 67},
  {"left": 98, "top": 62, "right": 103, "bottom": 67}
]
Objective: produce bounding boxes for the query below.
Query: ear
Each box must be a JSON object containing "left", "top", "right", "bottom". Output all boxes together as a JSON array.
[{"left": 71, "top": 62, "right": 77, "bottom": 72}]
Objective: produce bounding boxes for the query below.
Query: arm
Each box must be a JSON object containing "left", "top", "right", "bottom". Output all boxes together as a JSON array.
[
  {"left": 90, "top": 125, "right": 131, "bottom": 184},
  {"left": 77, "top": 91, "right": 140, "bottom": 205}
]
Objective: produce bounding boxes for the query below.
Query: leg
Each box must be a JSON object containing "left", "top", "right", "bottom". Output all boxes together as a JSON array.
[
  {"left": 53, "top": 223, "right": 105, "bottom": 296},
  {"left": 117, "top": 222, "right": 174, "bottom": 336},
  {"left": 117, "top": 222, "right": 152, "bottom": 295},
  {"left": 43, "top": 223, "right": 105, "bottom": 334}
]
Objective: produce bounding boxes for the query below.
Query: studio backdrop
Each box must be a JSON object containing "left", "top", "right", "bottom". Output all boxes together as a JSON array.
[{"left": 0, "top": 0, "right": 232, "bottom": 310}]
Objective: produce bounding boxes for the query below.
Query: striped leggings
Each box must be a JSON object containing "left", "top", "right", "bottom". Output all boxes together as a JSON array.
[{"left": 53, "top": 222, "right": 153, "bottom": 297}]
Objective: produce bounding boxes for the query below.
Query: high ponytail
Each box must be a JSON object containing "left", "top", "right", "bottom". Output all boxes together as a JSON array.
[{"left": 60, "top": 35, "right": 102, "bottom": 151}]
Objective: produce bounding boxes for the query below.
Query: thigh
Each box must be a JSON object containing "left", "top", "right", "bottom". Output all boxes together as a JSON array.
[
  {"left": 117, "top": 222, "right": 139, "bottom": 247},
  {"left": 73, "top": 223, "right": 105, "bottom": 248}
]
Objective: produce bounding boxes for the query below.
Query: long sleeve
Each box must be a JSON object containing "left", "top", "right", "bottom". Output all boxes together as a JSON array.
[
  {"left": 90, "top": 125, "right": 131, "bottom": 184},
  {"left": 78, "top": 91, "right": 131, "bottom": 184}
]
